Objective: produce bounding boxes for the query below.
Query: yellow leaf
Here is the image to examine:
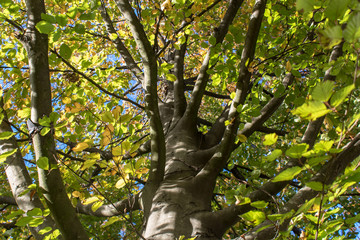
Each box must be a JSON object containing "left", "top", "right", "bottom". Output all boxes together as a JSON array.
[
  {"left": 72, "top": 191, "right": 81, "bottom": 198},
  {"left": 70, "top": 102, "right": 83, "bottom": 113},
  {"left": 72, "top": 142, "right": 89, "bottom": 152},
  {"left": 83, "top": 196, "right": 99, "bottom": 205},
  {"left": 101, "top": 129, "right": 112, "bottom": 147},
  {"left": 286, "top": 61, "right": 292, "bottom": 72},
  {"left": 112, "top": 146, "right": 122, "bottom": 156},
  {"left": 17, "top": 108, "right": 31, "bottom": 118},
  {"left": 91, "top": 201, "right": 103, "bottom": 212},
  {"left": 115, "top": 179, "right": 126, "bottom": 189},
  {"left": 237, "top": 134, "right": 247, "bottom": 143},
  {"left": 112, "top": 106, "right": 122, "bottom": 120},
  {"left": 62, "top": 97, "right": 71, "bottom": 104}
]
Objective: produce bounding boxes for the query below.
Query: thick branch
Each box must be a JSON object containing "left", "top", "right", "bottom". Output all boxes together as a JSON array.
[
  {"left": 184, "top": 0, "right": 244, "bottom": 122},
  {"left": 99, "top": 0, "right": 144, "bottom": 82},
  {"left": 0, "top": 105, "right": 57, "bottom": 240},
  {"left": 197, "top": 0, "right": 267, "bottom": 187},
  {"left": 76, "top": 194, "right": 140, "bottom": 217},
  {"left": 0, "top": 195, "right": 17, "bottom": 206},
  {"left": 22, "top": 0, "right": 88, "bottom": 238},
  {"left": 115, "top": 0, "right": 166, "bottom": 218},
  {"left": 173, "top": 42, "right": 187, "bottom": 120}
]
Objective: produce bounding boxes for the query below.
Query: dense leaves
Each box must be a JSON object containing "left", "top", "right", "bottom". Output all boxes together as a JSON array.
[{"left": 0, "top": 0, "right": 360, "bottom": 239}]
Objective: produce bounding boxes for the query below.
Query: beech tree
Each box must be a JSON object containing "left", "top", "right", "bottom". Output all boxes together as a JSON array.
[{"left": 1, "top": 0, "right": 360, "bottom": 239}]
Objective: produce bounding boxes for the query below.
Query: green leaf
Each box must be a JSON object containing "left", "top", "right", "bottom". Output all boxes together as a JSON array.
[
  {"left": 263, "top": 133, "right": 278, "bottom": 146},
  {"left": 59, "top": 43, "right": 72, "bottom": 60},
  {"left": 79, "top": 12, "right": 96, "bottom": 20},
  {"left": 16, "top": 216, "right": 33, "bottom": 226},
  {"left": 209, "top": 36, "right": 216, "bottom": 46},
  {"left": 263, "top": 149, "right": 282, "bottom": 162},
  {"left": 343, "top": 13, "right": 360, "bottom": 42},
  {"left": 0, "top": 149, "right": 17, "bottom": 164},
  {"left": 324, "top": 0, "right": 350, "bottom": 21},
  {"left": 37, "top": 156, "right": 49, "bottom": 170},
  {"left": 285, "top": 143, "right": 309, "bottom": 158},
  {"left": 39, "top": 227, "right": 52, "bottom": 235},
  {"left": 74, "top": 24, "right": 85, "bottom": 34},
  {"left": 36, "top": 21, "right": 55, "bottom": 34},
  {"left": 241, "top": 210, "right": 266, "bottom": 225},
  {"left": 91, "top": 201, "right": 103, "bottom": 212},
  {"left": 41, "top": 13, "right": 56, "bottom": 23},
  {"left": 28, "top": 217, "right": 44, "bottom": 227},
  {"left": 292, "top": 101, "right": 330, "bottom": 120},
  {"left": 313, "top": 140, "right": 334, "bottom": 152},
  {"left": 308, "top": 155, "right": 330, "bottom": 167},
  {"left": 27, "top": 208, "right": 43, "bottom": 217},
  {"left": 166, "top": 73, "right": 177, "bottom": 82},
  {"left": 250, "top": 201, "right": 268, "bottom": 209},
  {"left": 0, "top": 131, "right": 15, "bottom": 140},
  {"left": 101, "top": 216, "right": 120, "bottom": 228},
  {"left": 120, "top": 114, "right": 132, "bottom": 123},
  {"left": 311, "top": 81, "right": 334, "bottom": 102},
  {"left": 55, "top": 14, "right": 67, "bottom": 27},
  {"left": 101, "top": 111, "right": 114, "bottom": 123},
  {"left": 330, "top": 84, "right": 355, "bottom": 107},
  {"left": 306, "top": 181, "right": 324, "bottom": 191},
  {"left": 40, "top": 127, "right": 51, "bottom": 136},
  {"left": 272, "top": 166, "right": 303, "bottom": 182},
  {"left": 6, "top": 210, "right": 24, "bottom": 220},
  {"left": 17, "top": 108, "right": 31, "bottom": 118},
  {"left": 296, "top": 0, "right": 314, "bottom": 13},
  {"left": 322, "top": 25, "right": 343, "bottom": 41}
]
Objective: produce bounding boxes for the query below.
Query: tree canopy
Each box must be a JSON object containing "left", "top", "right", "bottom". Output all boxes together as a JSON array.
[{"left": 1, "top": 0, "right": 360, "bottom": 239}]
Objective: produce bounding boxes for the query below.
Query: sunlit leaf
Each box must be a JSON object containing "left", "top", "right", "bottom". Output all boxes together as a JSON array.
[
  {"left": 311, "top": 81, "right": 334, "bottom": 102},
  {"left": 36, "top": 21, "right": 55, "bottom": 34},
  {"left": 241, "top": 210, "right": 266, "bottom": 225},
  {"left": 263, "top": 133, "right": 278, "bottom": 146},
  {"left": 263, "top": 149, "right": 282, "bottom": 161},
  {"left": 285, "top": 143, "right": 309, "bottom": 158},
  {"left": 0, "top": 149, "right": 17, "bottom": 164},
  {"left": 306, "top": 181, "right": 324, "bottom": 191},
  {"left": 72, "top": 142, "right": 89, "bottom": 152},
  {"left": 91, "top": 201, "right": 103, "bottom": 212},
  {"left": 272, "top": 166, "right": 303, "bottom": 182},
  {"left": 115, "top": 179, "right": 126, "bottom": 189},
  {"left": 101, "top": 216, "right": 120, "bottom": 228},
  {"left": 37, "top": 156, "right": 49, "bottom": 170},
  {"left": 292, "top": 101, "right": 330, "bottom": 120},
  {"left": 17, "top": 108, "right": 31, "bottom": 118},
  {"left": 0, "top": 131, "right": 15, "bottom": 140},
  {"left": 330, "top": 84, "right": 355, "bottom": 107}
]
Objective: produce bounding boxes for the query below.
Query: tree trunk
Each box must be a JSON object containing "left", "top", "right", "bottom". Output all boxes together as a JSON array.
[{"left": 142, "top": 121, "right": 221, "bottom": 239}]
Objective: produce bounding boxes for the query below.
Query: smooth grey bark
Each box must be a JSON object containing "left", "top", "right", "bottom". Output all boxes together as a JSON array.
[
  {"left": 0, "top": 109, "right": 57, "bottom": 239},
  {"left": 19, "top": 0, "right": 89, "bottom": 239},
  {"left": 115, "top": 0, "right": 167, "bottom": 225}
]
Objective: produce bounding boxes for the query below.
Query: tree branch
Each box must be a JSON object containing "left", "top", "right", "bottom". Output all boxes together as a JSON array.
[
  {"left": 22, "top": 0, "right": 88, "bottom": 238},
  {"left": 196, "top": 0, "right": 267, "bottom": 188},
  {"left": 99, "top": 0, "right": 144, "bottom": 82},
  {"left": 0, "top": 102, "right": 57, "bottom": 239},
  {"left": 173, "top": 41, "right": 187, "bottom": 120},
  {"left": 115, "top": 0, "right": 166, "bottom": 218},
  {"left": 183, "top": 0, "right": 244, "bottom": 123},
  {"left": 76, "top": 194, "right": 140, "bottom": 217},
  {"left": 0, "top": 195, "right": 17, "bottom": 206}
]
